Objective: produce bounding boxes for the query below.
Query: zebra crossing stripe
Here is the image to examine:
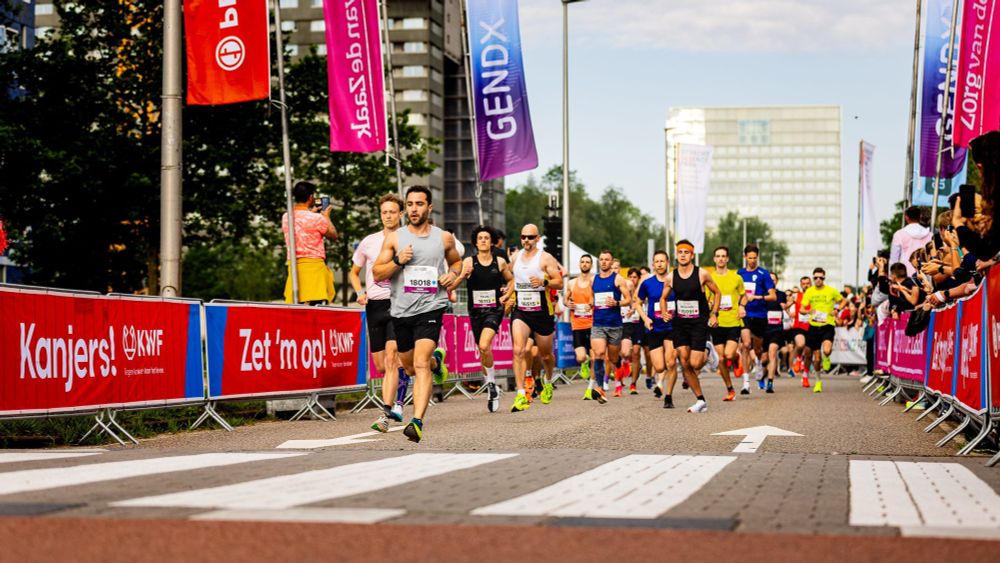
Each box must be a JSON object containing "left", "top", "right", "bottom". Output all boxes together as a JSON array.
[
  {"left": 191, "top": 507, "right": 406, "bottom": 524},
  {"left": 0, "top": 453, "right": 305, "bottom": 496},
  {"left": 472, "top": 454, "right": 736, "bottom": 519},
  {"left": 113, "top": 453, "right": 517, "bottom": 510},
  {"left": 850, "top": 460, "right": 1000, "bottom": 537},
  {"left": 0, "top": 451, "right": 104, "bottom": 465}
]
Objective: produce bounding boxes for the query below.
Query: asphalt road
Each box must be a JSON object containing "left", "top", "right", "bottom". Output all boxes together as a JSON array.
[{"left": 1, "top": 373, "right": 998, "bottom": 562}]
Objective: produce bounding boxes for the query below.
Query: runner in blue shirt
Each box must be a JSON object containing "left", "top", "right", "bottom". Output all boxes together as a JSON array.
[{"left": 736, "top": 244, "right": 776, "bottom": 394}]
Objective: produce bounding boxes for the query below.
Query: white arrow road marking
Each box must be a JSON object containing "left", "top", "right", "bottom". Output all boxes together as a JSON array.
[
  {"left": 850, "top": 460, "right": 1000, "bottom": 539},
  {"left": 0, "top": 451, "right": 105, "bottom": 465},
  {"left": 712, "top": 425, "right": 803, "bottom": 453},
  {"left": 472, "top": 454, "right": 735, "bottom": 519},
  {"left": 191, "top": 507, "right": 406, "bottom": 524},
  {"left": 114, "top": 453, "right": 517, "bottom": 510},
  {"left": 276, "top": 426, "right": 405, "bottom": 450},
  {"left": 0, "top": 453, "right": 305, "bottom": 496}
]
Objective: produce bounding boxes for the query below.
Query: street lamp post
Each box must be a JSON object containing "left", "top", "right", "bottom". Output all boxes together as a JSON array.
[{"left": 562, "top": 0, "right": 586, "bottom": 272}]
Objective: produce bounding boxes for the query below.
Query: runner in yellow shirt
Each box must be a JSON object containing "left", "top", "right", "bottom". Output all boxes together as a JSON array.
[
  {"left": 705, "top": 246, "right": 746, "bottom": 401},
  {"left": 800, "top": 267, "right": 848, "bottom": 392}
]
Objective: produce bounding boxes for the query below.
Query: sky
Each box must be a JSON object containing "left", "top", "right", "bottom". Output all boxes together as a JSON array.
[{"left": 505, "top": 0, "right": 921, "bottom": 285}]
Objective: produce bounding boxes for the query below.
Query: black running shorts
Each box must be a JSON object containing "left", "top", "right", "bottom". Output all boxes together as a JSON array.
[
  {"left": 365, "top": 299, "right": 396, "bottom": 353},
  {"left": 572, "top": 328, "right": 591, "bottom": 350},
  {"left": 671, "top": 319, "right": 708, "bottom": 350},
  {"left": 710, "top": 326, "right": 742, "bottom": 345},
  {"left": 392, "top": 307, "right": 446, "bottom": 353},
  {"left": 511, "top": 309, "right": 555, "bottom": 337},
  {"left": 742, "top": 317, "right": 768, "bottom": 339},
  {"left": 806, "top": 324, "right": 836, "bottom": 350},
  {"left": 470, "top": 307, "right": 504, "bottom": 344}
]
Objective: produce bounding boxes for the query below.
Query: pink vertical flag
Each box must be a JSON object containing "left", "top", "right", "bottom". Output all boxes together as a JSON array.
[{"left": 954, "top": 0, "right": 1000, "bottom": 147}]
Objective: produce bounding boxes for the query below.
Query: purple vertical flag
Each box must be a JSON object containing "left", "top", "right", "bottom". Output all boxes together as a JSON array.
[
  {"left": 918, "top": 0, "right": 967, "bottom": 179},
  {"left": 466, "top": 0, "right": 538, "bottom": 181}
]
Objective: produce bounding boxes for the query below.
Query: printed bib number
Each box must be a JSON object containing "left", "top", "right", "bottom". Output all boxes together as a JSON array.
[
  {"left": 720, "top": 295, "right": 734, "bottom": 311},
  {"left": 745, "top": 286, "right": 756, "bottom": 298},
  {"left": 574, "top": 303, "right": 592, "bottom": 318},
  {"left": 797, "top": 312, "right": 810, "bottom": 323},
  {"left": 375, "top": 279, "right": 391, "bottom": 289},
  {"left": 517, "top": 291, "right": 542, "bottom": 312},
  {"left": 472, "top": 290, "right": 497, "bottom": 308},
  {"left": 622, "top": 307, "right": 639, "bottom": 323},
  {"left": 812, "top": 311, "right": 828, "bottom": 323},
  {"left": 594, "top": 291, "right": 615, "bottom": 309},
  {"left": 677, "top": 300, "right": 700, "bottom": 319},
  {"left": 653, "top": 301, "right": 662, "bottom": 319},
  {"left": 767, "top": 311, "right": 782, "bottom": 325},
  {"left": 404, "top": 265, "right": 438, "bottom": 294}
]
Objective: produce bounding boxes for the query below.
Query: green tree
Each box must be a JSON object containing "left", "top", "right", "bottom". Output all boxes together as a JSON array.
[{"left": 700, "top": 211, "right": 789, "bottom": 274}]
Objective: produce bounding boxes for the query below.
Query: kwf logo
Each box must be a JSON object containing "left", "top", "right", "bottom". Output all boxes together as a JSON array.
[{"left": 121, "top": 326, "right": 164, "bottom": 361}]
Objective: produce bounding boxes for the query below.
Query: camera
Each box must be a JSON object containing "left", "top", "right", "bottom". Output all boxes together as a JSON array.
[{"left": 320, "top": 196, "right": 331, "bottom": 211}]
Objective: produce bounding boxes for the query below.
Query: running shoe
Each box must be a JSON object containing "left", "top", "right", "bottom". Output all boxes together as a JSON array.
[
  {"left": 706, "top": 345, "right": 720, "bottom": 372},
  {"left": 613, "top": 384, "right": 622, "bottom": 398},
  {"left": 431, "top": 348, "right": 448, "bottom": 385},
  {"left": 821, "top": 354, "right": 831, "bottom": 372},
  {"left": 525, "top": 375, "right": 535, "bottom": 403},
  {"left": 682, "top": 380, "right": 690, "bottom": 390},
  {"left": 487, "top": 382, "right": 500, "bottom": 413},
  {"left": 654, "top": 385, "right": 663, "bottom": 398},
  {"left": 583, "top": 387, "right": 593, "bottom": 400},
  {"left": 723, "top": 389, "right": 736, "bottom": 401},
  {"left": 389, "top": 402, "right": 404, "bottom": 422},
  {"left": 645, "top": 376, "right": 653, "bottom": 390},
  {"left": 629, "top": 384, "right": 638, "bottom": 395},
  {"left": 766, "top": 380, "right": 774, "bottom": 394},
  {"left": 511, "top": 394, "right": 530, "bottom": 412},
  {"left": 802, "top": 376, "right": 810, "bottom": 388},
  {"left": 813, "top": 380, "right": 823, "bottom": 393},
  {"left": 687, "top": 400, "right": 708, "bottom": 413},
  {"left": 594, "top": 387, "right": 608, "bottom": 405},
  {"left": 403, "top": 420, "right": 422, "bottom": 443},
  {"left": 734, "top": 360, "right": 744, "bottom": 378},
  {"left": 663, "top": 395, "right": 674, "bottom": 409},
  {"left": 540, "top": 382, "right": 554, "bottom": 404},
  {"left": 371, "top": 413, "right": 389, "bottom": 433},
  {"left": 758, "top": 378, "right": 766, "bottom": 390},
  {"left": 602, "top": 381, "right": 609, "bottom": 392},
  {"left": 581, "top": 359, "right": 590, "bottom": 380},
  {"left": 740, "top": 384, "right": 750, "bottom": 396}
]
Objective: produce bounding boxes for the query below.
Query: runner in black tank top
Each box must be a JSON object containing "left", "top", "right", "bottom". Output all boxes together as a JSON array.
[
  {"left": 659, "top": 239, "right": 722, "bottom": 413},
  {"left": 459, "top": 226, "right": 513, "bottom": 413}
]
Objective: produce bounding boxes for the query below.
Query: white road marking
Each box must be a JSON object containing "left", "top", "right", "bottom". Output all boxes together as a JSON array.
[
  {"left": 472, "top": 454, "right": 735, "bottom": 519},
  {"left": 114, "top": 453, "right": 517, "bottom": 510},
  {"left": 191, "top": 507, "right": 405, "bottom": 524},
  {"left": 0, "top": 453, "right": 305, "bottom": 496},
  {"left": 850, "top": 460, "right": 1000, "bottom": 536},
  {"left": 0, "top": 451, "right": 104, "bottom": 465},
  {"left": 712, "top": 426, "right": 803, "bottom": 453},
  {"left": 276, "top": 426, "right": 405, "bottom": 449}
]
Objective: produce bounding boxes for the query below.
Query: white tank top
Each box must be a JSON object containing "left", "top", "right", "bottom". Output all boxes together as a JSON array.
[{"left": 513, "top": 249, "right": 545, "bottom": 312}]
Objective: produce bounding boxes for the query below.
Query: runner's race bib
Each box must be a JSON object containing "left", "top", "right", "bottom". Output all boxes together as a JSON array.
[
  {"left": 720, "top": 295, "right": 733, "bottom": 311},
  {"left": 767, "top": 311, "right": 782, "bottom": 325},
  {"left": 517, "top": 291, "right": 542, "bottom": 312},
  {"left": 594, "top": 291, "right": 615, "bottom": 310},
  {"left": 745, "top": 286, "right": 756, "bottom": 298},
  {"left": 812, "top": 311, "right": 828, "bottom": 323},
  {"left": 677, "top": 300, "right": 700, "bottom": 319},
  {"left": 797, "top": 311, "right": 810, "bottom": 323},
  {"left": 574, "top": 303, "right": 592, "bottom": 318},
  {"left": 404, "top": 265, "right": 438, "bottom": 294},
  {"left": 472, "top": 290, "right": 497, "bottom": 308},
  {"left": 653, "top": 301, "right": 662, "bottom": 319},
  {"left": 621, "top": 307, "right": 639, "bottom": 323}
]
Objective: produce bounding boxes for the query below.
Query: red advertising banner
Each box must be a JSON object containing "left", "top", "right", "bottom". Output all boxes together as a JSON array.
[
  {"left": 0, "top": 288, "right": 204, "bottom": 416},
  {"left": 953, "top": 0, "right": 1000, "bottom": 147},
  {"left": 185, "top": 0, "right": 271, "bottom": 105},
  {"left": 875, "top": 318, "right": 892, "bottom": 373},
  {"left": 890, "top": 313, "right": 928, "bottom": 383},
  {"left": 323, "top": 0, "right": 387, "bottom": 152},
  {"left": 956, "top": 284, "right": 987, "bottom": 413},
  {"left": 928, "top": 304, "right": 959, "bottom": 396},
  {"left": 453, "top": 317, "right": 513, "bottom": 374},
  {"left": 988, "top": 267, "right": 1000, "bottom": 410},
  {"left": 206, "top": 303, "right": 365, "bottom": 399}
]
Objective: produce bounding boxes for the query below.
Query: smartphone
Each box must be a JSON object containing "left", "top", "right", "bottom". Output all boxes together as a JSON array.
[
  {"left": 959, "top": 184, "right": 976, "bottom": 218},
  {"left": 320, "top": 196, "right": 331, "bottom": 211}
]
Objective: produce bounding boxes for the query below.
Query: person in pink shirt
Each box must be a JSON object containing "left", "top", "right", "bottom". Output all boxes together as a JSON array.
[{"left": 282, "top": 181, "right": 338, "bottom": 304}]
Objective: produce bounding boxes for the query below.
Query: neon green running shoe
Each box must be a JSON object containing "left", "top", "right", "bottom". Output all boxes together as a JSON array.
[
  {"left": 540, "top": 383, "right": 554, "bottom": 404},
  {"left": 511, "top": 394, "right": 530, "bottom": 412},
  {"left": 432, "top": 348, "right": 448, "bottom": 385},
  {"left": 813, "top": 380, "right": 823, "bottom": 393},
  {"left": 821, "top": 354, "right": 831, "bottom": 372},
  {"left": 583, "top": 388, "right": 593, "bottom": 400},
  {"left": 580, "top": 359, "right": 590, "bottom": 380},
  {"left": 403, "top": 420, "right": 423, "bottom": 443}
]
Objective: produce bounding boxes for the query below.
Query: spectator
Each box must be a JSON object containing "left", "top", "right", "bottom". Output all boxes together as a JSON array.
[
  {"left": 282, "top": 181, "right": 338, "bottom": 305},
  {"left": 886, "top": 262, "right": 919, "bottom": 316},
  {"left": 890, "top": 206, "right": 932, "bottom": 276}
]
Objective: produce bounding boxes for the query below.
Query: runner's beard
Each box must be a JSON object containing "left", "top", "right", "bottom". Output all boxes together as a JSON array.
[{"left": 409, "top": 209, "right": 429, "bottom": 226}]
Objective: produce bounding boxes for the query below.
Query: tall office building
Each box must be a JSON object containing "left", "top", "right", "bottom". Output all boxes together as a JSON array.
[
  {"left": 33, "top": 0, "right": 504, "bottom": 243},
  {"left": 2, "top": 0, "right": 35, "bottom": 52},
  {"left": 665, "top": 105, "right": 843, "bottom": 287}
]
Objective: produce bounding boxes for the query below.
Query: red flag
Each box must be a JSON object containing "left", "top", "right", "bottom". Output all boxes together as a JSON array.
[{"left": 184, "top": 0, "right": 271, "bottom": 105}]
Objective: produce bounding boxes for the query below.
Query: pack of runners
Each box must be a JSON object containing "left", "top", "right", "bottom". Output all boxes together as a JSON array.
[{"left": 354, "top": 188, "right": 848, "bottom": 442}]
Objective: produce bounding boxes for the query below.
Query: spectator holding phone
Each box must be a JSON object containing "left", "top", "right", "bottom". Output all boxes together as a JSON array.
[{"left": 282, "top": 181, "right": 338, "bottom": 304}]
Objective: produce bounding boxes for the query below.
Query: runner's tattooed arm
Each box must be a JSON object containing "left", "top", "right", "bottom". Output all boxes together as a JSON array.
[{"left": 372, "top": 231, "right": 405, "bottom": 282}]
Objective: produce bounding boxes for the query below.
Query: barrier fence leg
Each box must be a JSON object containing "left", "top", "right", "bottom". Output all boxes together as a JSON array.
[
  {"left": 106, "top": 410, "right": 140, "bottom": 445},
  {"left": 351, "top": 380, "right": 383, "bottom": 414},
  {"left": 555, "top": 368, "right": 573, "bottom": 386},
  {"left": 191, "top": 401, "right": 234, "bottom": 432},
  {"left": 987, "top": 449, "right": 1000, "bottom": 467},
  {"left": 443, "top": 379, "right": 477, "bottom": 400},
  {"left": 916, "top": 396, "right": 943, "bottom": 421},
  {"left": 869, "top": 376, "right": 889, "bottom": 397},
  {"left": 862, "top": 375, "right": 881, "bottom": 394},
  {"left": 958, "top": 417, "right": 992, "bottom": 456},
  {"left": 78, "top": 409, "right": 135, "bottom": 446},
  {"left": 935, "top": 412, "right": 971, "bottom": 447},
  {"left": 902, "top": 391, "right": 926, "bottom": 413},
  {"left": 290, "top": 393, "right": 336, "bottom": 422},
  {"left": 924, "top": 403, "right": 955, "bottom": 433},
  {"left": 879, "top": 385, "right": 902, "bottom": 407}
]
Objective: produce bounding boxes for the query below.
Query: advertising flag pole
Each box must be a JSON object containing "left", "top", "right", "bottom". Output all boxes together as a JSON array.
[
  {"left": 159, "top": 0, "right": 183, "bottom": 297},
  {"left": 272, "top": 0, "right": 299, "bottom": 304},
  {"left": 857, "top": 140, "right": 865, "bottom": 287},
  {"left": 461, "top": 5, "right": 485, "bottom": 227},
  {"left": 931, "top": 0, "right": 962, "bottom": 227},
  {"left": 379, "top": 0, "right": 405, "bottom": 198},
  {"left": 903, "top": 0, "right": 922, "bottom": 216}
]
